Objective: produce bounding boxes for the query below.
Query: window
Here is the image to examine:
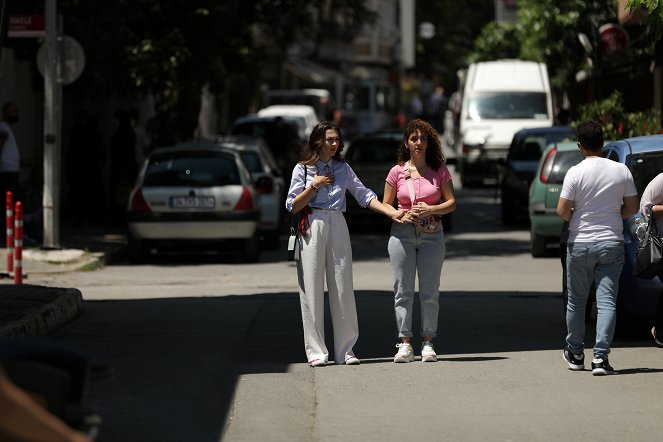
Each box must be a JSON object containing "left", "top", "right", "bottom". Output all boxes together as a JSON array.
[
  {"left": 145, "top": 152, "right": 240, "bottom": 187},
  {"left": 467, "top": 92, "right": 548, "bottom": 120}
]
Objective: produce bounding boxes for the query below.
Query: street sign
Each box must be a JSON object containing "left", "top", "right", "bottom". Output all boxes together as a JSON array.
[
  {"left": 36, "top": 35, "right": 85, "bottom": 84},
  {"left": 7, "top": 14, "right": 45, "bottom": 38}
]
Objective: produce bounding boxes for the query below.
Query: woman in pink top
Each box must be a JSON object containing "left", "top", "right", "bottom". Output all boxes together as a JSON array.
[{"left": 383, "top": 119, "right": 456, "bottom": 363}]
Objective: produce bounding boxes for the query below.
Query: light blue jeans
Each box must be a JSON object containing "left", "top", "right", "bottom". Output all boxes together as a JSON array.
[
  {"left": 388, "top": 222, "right": 445, "bottom": 339},
  {"left": 566, "top": 241, "right": 624, "bottom": 360}
]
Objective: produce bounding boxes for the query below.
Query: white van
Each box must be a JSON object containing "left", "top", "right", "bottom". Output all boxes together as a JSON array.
[
  {"left": 257, "top": 105, "right": 319, "bottom": 141},
  {"left": 458, "top": 60, "right": 553, "bottom": 186}
]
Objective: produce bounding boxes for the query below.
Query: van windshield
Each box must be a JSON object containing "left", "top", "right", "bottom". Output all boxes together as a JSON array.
[{"left": 467, "top": 92, "right": 548, "bottom": 120}]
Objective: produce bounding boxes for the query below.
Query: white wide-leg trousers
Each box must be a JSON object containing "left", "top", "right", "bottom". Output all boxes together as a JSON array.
[{"left": 296, "top": 210, "right": 358, "bottom": 364}]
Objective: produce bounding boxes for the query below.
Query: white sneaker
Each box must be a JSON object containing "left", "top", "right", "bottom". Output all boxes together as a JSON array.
[
  {"left": 394, "top": 343, "right": 414, "bottom": 363},
  {"left": 421, "top": 341, "right": 437, "bottom": 362}
]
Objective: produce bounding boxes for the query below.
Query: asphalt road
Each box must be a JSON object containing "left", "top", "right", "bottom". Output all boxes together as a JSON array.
[{"left": 42, "top": 187, "right": 663, "bottom": 442}]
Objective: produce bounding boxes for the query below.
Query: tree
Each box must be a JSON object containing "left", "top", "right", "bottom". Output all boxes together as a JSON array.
[
  {"left": 414, "top": 0, "right": 495, "bottom": 91},
  {"left": 54, "top": 0, "right": 374, "bottom": 141},
  {"left": 467, "top": 21, "right": 520, "bottom": 64},
  {"left": 516, "top": 0, "right": 617, "bottom": 93},
  {"left": 626, "top": 0, "right": 663, "bottom": 38}
]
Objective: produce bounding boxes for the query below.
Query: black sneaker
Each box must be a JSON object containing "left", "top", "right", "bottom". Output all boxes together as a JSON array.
[
  {"left": 591, "top": 358, "right": 615, "bottom": 376},
  {"left": 563, "top": 348, "right": 585, "bottom": 370}
]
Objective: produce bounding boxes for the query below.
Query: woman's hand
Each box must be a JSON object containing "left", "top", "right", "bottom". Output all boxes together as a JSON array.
[
  {"left": 313, "top": 173, "right": 334, "bottom": 188},
  {"left": 400, "top": 210, "right": 417, "bottom": 224},
  {"left": 411, "top": 202, "right": 434, "bottom": 218},
  {"left": 390, "top": 209, "right": 406, "bottom": 223}
]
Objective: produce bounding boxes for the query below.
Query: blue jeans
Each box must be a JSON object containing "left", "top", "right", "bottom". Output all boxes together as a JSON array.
[
  {"left": 566, "top": 241, "right": 624, "bottom": 360},
  {"left": 388, "top": 222, "right": 446, "bottom": 339}
]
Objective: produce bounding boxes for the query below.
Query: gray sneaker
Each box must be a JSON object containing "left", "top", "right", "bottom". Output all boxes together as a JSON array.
[
  {"left": 421, "top": 341, "right": 437, "bottom": 362},
  {"left": 394, "top": 343, "right": 414, "bottom": 363}
]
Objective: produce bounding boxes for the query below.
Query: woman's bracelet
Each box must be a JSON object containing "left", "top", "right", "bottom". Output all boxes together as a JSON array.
[{"left": 310, "top": 183, "right": 319, "bottom": 192}]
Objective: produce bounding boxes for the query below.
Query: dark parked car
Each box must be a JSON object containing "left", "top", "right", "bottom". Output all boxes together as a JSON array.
[
  {"left": 500, "top": 126, "right": 574, "bottom": 225},
  {"left": 555, "top": 135, "right": 663, "bottom": 335},
  {"left": 343, "top": 132, "right": 402, "bottom": 229},
  {"left": 343, "top": 131, "right": 453, "bottom": 231}
]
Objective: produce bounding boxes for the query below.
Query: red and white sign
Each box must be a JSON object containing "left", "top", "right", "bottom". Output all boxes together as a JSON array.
[
  {"left": 7, "top": 15, "right": 45, "bottom": 38},
  {"left": 599, "top": 23, "right": 629, "bottom": 58}
]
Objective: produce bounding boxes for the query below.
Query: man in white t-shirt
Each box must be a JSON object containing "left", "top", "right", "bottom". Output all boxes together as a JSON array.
[
  {"left": 557, "top": 120, "right": 639, "bottom": 376},
  {"left": 0, "top": 102, "right": 21, "bottom": 213}
]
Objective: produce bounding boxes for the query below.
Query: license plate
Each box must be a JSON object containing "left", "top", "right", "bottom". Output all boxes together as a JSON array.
[{"left": 169, "top": 196, "right": 215, "bottom": 208}]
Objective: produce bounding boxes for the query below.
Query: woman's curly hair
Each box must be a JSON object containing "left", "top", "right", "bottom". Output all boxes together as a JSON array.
[{"left": 397, "top": 119, "right": 445, "bottom": 170}]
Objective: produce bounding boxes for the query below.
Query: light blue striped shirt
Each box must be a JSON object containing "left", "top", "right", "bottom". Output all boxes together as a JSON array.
[{"left": 285, "top": 160, "right": 377, "bottom": 212}]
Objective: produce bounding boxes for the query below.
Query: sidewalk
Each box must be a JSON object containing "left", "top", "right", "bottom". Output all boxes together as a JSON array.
[{"left": 0, "top": 226, "right": 126, "bottom": 339}]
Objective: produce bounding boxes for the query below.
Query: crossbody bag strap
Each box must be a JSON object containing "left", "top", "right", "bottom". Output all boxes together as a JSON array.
[
  {"left": 290, "top": 165, "right": 308, "bottom": 234},
  {"left": 403, "top": 161, "right": 416, "bottom": 205}
]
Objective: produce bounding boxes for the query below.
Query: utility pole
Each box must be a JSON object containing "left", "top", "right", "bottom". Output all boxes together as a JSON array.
[{"left": 43, "top": 0, "right": 62, "bottom": 248}]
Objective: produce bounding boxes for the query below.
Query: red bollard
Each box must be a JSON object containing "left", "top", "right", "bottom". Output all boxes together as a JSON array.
[
  {"left": 14, "top": 201, "right": 22, "bottom": 285},
  {"left": 5, "top": 191, "right": 13, "bottom": 275}
]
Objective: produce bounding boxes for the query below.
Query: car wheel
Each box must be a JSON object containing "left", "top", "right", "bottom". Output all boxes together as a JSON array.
[
  {"left": 531, "top": 232, "right": 547, "bottom": 257},
  {"left": 127, "top": 235, "right": 148, "bottom": 264},
  {"left": 243, "top": 233, "right": 260, "bottom": 263}
]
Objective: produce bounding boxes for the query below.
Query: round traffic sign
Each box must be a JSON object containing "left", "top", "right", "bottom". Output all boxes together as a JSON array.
[{"left": 36, "top": 35, "right": 86, "bottom": 84}]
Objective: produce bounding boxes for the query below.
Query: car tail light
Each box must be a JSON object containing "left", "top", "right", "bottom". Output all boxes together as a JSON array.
[
  {"left": 234, "top": 187, "right": 255, "bottom": 210},
  {"left": 539, "top": 147, "right": 557, "bottom": 184},
  {"left": 254, "top": 176, "right": 274, "bottom": 194},
  {"left": 129, "top": 188, "right": 150, "bottom": 212}
]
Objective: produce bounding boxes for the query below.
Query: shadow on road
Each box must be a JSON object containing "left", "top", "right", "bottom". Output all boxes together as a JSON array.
[{"left": 52, "top": 287, "right": 584, "bottom": 441}]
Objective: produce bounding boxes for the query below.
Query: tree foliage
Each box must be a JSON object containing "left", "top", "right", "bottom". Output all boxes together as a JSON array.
[
  {"left": 50, "top": 0, "right": 374, "bottom": 140},
  {"left": 626, "top": 0, "right": 663, "bottom": 38},
  {"left": 414, "top": 0, "right": 494, "bottom": 90},
  {"left": 467, "top": 21, "right": 520, "bottom": 64},
  {"left": 516, "top": 0, "right": 617, "bottom": 92}
]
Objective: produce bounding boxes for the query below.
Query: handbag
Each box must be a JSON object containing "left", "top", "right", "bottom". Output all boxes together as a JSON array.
[
  {"left": 403, "top": 161, "right": 441, "bottom": 234},
  {"left": 287, "top": 215, "right": 302, "bottom": 261},
  {"left": 634, "top": 215, "right": 663, "bottom": 279}
]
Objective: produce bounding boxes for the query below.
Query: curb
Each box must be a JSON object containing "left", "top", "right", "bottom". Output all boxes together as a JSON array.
[{"left": 0, "top": 285, "right": 84, "bottom": 339}]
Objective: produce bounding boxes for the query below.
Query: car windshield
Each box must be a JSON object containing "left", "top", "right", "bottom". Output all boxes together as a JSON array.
[
  {"left": 627, "top": 151, "right": 663, "bottom": 195},
  {"left": 467, "top": 92, "right": 548, "bottom": 120},
  {"left": 239, "top": 151, "right": 263, "bottom": 175},
  {"left": 548, "top": 150, "right": 583, "bottom": 184},
  {"left": 346, "top": 139, "right": 399, "bottom": 163},
  {"left": 512, "top": 132, "right": 574, "bottom": 161},
  {"left": 144, "top": 152, "right": 240, "bottom": 187}
]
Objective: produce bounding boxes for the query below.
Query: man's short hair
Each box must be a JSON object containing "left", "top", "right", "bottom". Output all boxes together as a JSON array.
[{"left": 576, "top": 120, "right": 604, "bottom": 151}]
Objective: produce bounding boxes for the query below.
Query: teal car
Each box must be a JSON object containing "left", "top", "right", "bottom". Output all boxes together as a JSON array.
[{"left": 528, "top": 142, "right": 583, "bottom": 257}]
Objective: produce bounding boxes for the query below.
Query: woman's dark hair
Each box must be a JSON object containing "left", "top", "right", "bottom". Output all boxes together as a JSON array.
[
  {"left": 397, "top": 119, "right": 445, "bottom": 169},
  {"left": 576, "top": 120, "right": 604, "bottom": 151},
  {"left": 299, "top": 121, "right": 345, "bottom": 165}
]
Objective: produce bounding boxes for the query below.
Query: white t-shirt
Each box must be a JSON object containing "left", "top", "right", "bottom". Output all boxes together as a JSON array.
[
  {"left": 0, "top": 121, "right": 19, "bottom": 172},
  {"left": 560, "top": 157, "right": 637, "bottom": 242},
  {"left": 640, "top": 172, "right": 663, "bottom": 234}
]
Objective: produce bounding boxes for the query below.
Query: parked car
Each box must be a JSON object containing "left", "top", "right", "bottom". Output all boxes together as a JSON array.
[
  {"left": 256, "top": 104, "right": 319, "bottom": 141},
  {"left": 531, "top": 135, "right": 663, "bottom": 334},
  {"left": 499, "top": 126, "right": 575, "bottom": 225},
  {"left": 126, "top": 140, "right": 261, "bottom": 263},
  {"left": 219, "top": 136, "right": 286, "bottom": 249},
  {"left": 528, "top": 141, "right": 584, "bottom": 257},
  {"left": 343, "top": 131, "right": 453, "bottom": 231},
  {"left": 600, "top": 135, "right": 663, "bottom": 331}
]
